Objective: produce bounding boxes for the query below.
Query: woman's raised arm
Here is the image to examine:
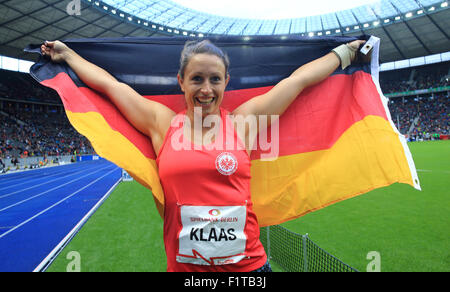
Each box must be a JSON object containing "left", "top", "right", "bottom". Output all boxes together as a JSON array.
[
  {"left": 41, "top": 41, "right": 175, "bottom": 153},
  {"left": 233, "top": 39, "right": 366, "bottom": 119}
]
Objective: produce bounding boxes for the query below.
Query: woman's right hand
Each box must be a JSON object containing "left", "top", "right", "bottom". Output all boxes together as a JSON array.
[{"left": 40, "top": 40, "right": 71, "bottom": 63}]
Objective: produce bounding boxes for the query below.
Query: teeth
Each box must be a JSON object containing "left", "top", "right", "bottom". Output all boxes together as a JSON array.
[{"left": 196, "top": 97, "right": 214, "bottom": 104}]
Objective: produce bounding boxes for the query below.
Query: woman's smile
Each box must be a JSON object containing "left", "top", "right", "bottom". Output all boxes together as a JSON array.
[{"left": 195, "top": 96, "right": 215, "bottom": 106}]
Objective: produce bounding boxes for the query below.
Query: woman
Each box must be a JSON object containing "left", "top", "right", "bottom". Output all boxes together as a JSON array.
[{"left": 41, "top": 38, "right": 365, "bottom": 272}]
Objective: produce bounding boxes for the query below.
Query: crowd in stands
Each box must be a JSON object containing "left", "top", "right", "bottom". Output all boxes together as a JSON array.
[
  {"left": 380, "top": 61, "right": 449, "bottom": 94},
  {"left": 381, "top": 61, "right": 449, "bottom": 141},
  {"left": 0, "top": 106, "right": 94, "bottom": 161},
  {"left": 388, "top": 93, "right": 449, "bottom": 140},
  {"left": 414, "top": 94, "right": 449, "bottom": 138},
  {"left": 0, "top": 60, "right": 448, "bottom": 168},
  {"left": 1, "top": 69, "right": 94, "bottom": 165}
]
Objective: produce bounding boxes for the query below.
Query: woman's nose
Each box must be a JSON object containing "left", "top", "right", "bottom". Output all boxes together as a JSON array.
[{"left": 200, "top": 81, "right": 212, "bottom": 94}]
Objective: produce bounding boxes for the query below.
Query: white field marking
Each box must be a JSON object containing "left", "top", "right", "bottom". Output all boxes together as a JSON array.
[
  {"left": 416, "top": 169, "right": 450, "bottom": 174},
  {"left": 0, "top": 166, "right": 119, "bottom": 240},
  {"left": 0, "top": 164, "right": 101, "bottom": 193},
  {"left": 0, "top": 164, "right": 111, "bottom": 200},
  {"left": 0, "top": 165, "right": 114, "bottom": 213},
  {"left": 33, "top": 176, "right": 122, "bottom": 272}
]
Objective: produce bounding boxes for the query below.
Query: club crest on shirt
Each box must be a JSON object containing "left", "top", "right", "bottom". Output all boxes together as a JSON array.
[{"left": 215, "top": 152, "right": 238, "bottom": 176}]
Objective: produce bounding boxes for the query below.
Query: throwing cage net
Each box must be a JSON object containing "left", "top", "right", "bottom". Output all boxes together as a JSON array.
[{"left": 259, "top": 225, "right": 358, "bottom": 272}]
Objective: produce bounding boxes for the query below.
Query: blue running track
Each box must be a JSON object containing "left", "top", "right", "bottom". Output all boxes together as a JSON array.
[{"left": 0, "top": 159, "right": 121, "bottom": 272}]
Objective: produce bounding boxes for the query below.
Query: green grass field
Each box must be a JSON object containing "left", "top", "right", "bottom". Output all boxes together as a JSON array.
[{"left": 47, "top": 140, "right": 449, "bottom": 272}]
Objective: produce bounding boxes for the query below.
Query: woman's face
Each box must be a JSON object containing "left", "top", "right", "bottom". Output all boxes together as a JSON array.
[{"left": 178, "top": 53, "right": 229, "bottom": 118}]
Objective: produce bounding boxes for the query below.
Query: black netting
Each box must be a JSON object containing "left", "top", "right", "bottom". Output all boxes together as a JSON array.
[{"left": 260, "top": 225, "right": 358, "bottom": 272}]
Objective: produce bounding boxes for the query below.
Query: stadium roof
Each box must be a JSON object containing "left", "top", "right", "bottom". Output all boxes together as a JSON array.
[
  {"left": 0, "top": 0, "right": 449, "bottom": 64},
  {"left": 102, "top": 0, "right": 445, "bottom": 35}
]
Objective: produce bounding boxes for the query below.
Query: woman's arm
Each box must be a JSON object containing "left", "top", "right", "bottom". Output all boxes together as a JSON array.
[
  {"left": 41, "top": 41, "right": 175, "bottom": 151},
  {"left": 233, "top": 40, "right": 365, "bottom": 119}
]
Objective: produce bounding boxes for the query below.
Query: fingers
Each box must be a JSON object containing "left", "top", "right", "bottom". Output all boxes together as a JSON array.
[
  {"left": 41, "top": 40, "right": 55, "bottom": 56},
  {"left": 40, "top": 44, "right": 50, "bottom": 56},
  {"left": 353, "top": 40, "right": 366, "bottom": 46},
  {"left": 44, "top": 40, "right": 55, "bottom": 47},
  {"left": 347, "top": 39, "right": 366, "bottom": 51}
]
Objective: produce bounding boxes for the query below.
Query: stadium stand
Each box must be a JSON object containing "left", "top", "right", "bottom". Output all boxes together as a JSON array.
[
  {"left": 380, "top": 61, "right": 449, "bottom": 94},
  {"left": 0, "top": 69, "right": 94, "bottom": 172},
  {"left": 381, "top": 61, "right": 449, "bottom": 140}
]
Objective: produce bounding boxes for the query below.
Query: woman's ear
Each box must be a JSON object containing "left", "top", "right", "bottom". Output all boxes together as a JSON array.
[
  {"left": 177, "top": 73, "right": 185, "bottom": 92},
  {"left": 225, "top": 73, "right": 230, "bottom": 87}
]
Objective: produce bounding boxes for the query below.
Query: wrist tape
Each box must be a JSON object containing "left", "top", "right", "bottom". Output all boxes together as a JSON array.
[{"left": 332, "top": 44, "right": 357, "bottom": 70}]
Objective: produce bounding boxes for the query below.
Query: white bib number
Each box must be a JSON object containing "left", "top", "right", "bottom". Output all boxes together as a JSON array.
[{"left": 177, "top": 205, "right": 247, "bottom": 266}]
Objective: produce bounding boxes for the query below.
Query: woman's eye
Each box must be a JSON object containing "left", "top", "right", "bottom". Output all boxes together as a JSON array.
[
  {"left": 211, "top": 76, "right": 221, "bottom": 82},
  {"left": 192, "top": 76, "right": 202, "bottom": 82}
]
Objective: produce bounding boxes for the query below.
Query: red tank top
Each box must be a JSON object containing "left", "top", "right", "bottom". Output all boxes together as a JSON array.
[{"left": 156, "top": 108, "right": 267, "bottom": 272}]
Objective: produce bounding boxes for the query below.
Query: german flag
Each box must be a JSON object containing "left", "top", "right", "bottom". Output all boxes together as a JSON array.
[{"left": 27, "top": 35, "right": 420, "bottom": 227}]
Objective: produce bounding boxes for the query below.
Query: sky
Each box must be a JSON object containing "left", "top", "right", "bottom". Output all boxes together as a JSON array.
[{"left": 171, "top": 0, "right": 380, "bottom": 19}]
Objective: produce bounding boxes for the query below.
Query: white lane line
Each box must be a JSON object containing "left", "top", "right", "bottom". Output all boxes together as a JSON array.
[
  {"left": 0, "top": 165, "right": 98, "bottom": 191},
  {"left": 0, "top": 166, "right": 105, "bottom": 198},
  {"left": 0, "top": 163, "right": 83, "bottom": 189},
  {"left": 0, "top": 166, "right": 119, "bottom": 240},
  {"left": 33, "top": 176, "right": 122, "bottom": 272},
  {"left": 0, "top": 165, "right": 114, "bottom": 213}
]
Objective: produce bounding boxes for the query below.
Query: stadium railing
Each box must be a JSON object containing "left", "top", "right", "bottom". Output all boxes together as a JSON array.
[{"left": 260, "top": 225, "right": 358, "bottom": 272}]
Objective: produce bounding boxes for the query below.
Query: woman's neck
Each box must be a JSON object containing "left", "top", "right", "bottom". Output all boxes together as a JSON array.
[{"left": 184, "top": 107, "right": 222, "bottom": 145}]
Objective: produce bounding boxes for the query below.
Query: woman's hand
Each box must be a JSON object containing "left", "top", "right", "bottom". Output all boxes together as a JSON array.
[
  {"left": 40, "top": 40, "right": 71, "bottom": 63},
  {"left": 347, "top": 39, "right": 366, "bottom": 61}
]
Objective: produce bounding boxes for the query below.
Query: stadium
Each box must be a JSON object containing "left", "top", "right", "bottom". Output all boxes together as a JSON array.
[{"left": 0, "top": 0, "right": 448, "bottom": 274}]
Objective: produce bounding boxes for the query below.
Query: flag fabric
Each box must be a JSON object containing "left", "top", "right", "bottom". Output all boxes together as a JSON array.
[{"left": 27, "top": 35, "right": 420, "bottom": 227}]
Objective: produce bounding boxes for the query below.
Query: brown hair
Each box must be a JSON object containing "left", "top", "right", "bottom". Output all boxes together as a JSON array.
[{"left": 178, "top": 40, "right": 230, "bottom": 78}]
